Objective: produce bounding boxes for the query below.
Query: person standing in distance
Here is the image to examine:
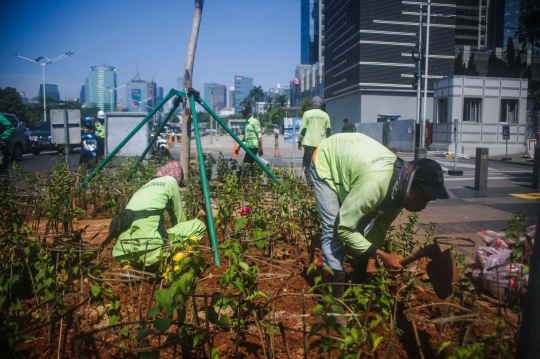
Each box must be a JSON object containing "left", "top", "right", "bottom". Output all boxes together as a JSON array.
[
  {"left": 234, "top": 105, "right": 263, "bottom": 163},
  {"left": 298, "top": 96, "right": 331, "bottom": 178},
  {"left": 341, "top": 118, "right": 356, "bottom": 133},
  {"left": 95, "top": 111, "right": 106, "bottom": 157}
]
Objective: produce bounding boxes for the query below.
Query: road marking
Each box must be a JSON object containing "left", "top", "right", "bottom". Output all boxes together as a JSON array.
[{"left": 509, "top": 193, "right": 540, "bottom": 200}]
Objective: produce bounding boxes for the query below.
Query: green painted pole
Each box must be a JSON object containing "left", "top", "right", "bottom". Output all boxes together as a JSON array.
[
  {"left": 127, "top": 101, "right": 178, "bottom": 180},
  {"left": 189, "top": 93, "right": 221, "bottom": 266},
  {"left": 75, "top": 89, "right": 177, "bottom": 194},
  {"left": 195, "top": 97, "right": 282, "bottom": 185}
]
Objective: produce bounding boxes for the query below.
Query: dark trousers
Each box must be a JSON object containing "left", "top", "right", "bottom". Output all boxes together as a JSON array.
[
  {"left": 302, "top": 145, "right": 316, "bottom": 177},
  {"left": 243, "top": 147, "right": 259, "bottom": 164},
  {"left": 97, "top": 138, "right": 105, "bottom": 157},
  {"left": 1, "top": 149, "right": 10, "bottom": 171}
]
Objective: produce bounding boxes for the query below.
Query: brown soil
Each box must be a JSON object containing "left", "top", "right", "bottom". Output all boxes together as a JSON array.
[{"left": 11, "top": 218, "right": 518, "bottom": 359}]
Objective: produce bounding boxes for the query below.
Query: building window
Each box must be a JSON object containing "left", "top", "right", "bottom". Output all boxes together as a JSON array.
[
  {"left": 438, "top": 99, "right": 448, "bottom": 123},
  {"left": 500, "top": 99, "right": 519, "bottom": 124},
  {"left": 463, "top": 98, "right": 482, "bottom": 123}
]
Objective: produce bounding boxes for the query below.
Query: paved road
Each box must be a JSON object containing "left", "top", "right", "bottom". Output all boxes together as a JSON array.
[{"left": 10, "top": 148, "right": 82, "bottom": 172}]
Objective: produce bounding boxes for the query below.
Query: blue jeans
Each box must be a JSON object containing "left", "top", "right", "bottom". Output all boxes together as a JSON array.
[{"left": 310, "top": 163, "right": 345, "bottom": 271}]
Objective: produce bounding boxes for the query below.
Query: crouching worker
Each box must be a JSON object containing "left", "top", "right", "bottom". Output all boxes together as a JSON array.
[
  {"left": 111, "top": 162, "right": 206, "bottom": 268},
  {"left": 311, "top": 133, "right": 449, "bottom": 297}
]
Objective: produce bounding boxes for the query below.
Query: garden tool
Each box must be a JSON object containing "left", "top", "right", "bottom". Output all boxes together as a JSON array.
[{"left": 398, "top": 243, "right": 458, "bottom": 299}]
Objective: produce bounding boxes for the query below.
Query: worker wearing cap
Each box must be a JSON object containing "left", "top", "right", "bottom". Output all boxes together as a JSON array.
[
  {"left": 298, "top": 96, "right": 331, "bottom": 178},
  {"left": 111, "top": 162, "right": 206, "bottom": 267},
  {"left": 341, "top": 118, "right": 356, "bottom": 133},
  {"left": 234, "top": 105, "right": 263, "bottom": 163},
  {"left": 311, "top": 133, "right": 449, "bottom": 298}
]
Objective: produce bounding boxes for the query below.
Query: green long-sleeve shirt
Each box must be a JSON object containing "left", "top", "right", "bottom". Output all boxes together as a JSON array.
[
  {"left": 0, "top": 115, "right": 15, "bottom": 142},
  {"left": 112, "top": 176, "right": 187, "bottom": 265},
  {"left": 298, "top": 109, "right": 331, "bottom": 147},
  {"left": 313, "top": 133, "right": 402, "bottom": 255}
]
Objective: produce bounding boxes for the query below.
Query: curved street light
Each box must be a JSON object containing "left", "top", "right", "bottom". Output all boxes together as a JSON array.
[{"left": 14, "top": 51, "right": 74, "bottom": 122}]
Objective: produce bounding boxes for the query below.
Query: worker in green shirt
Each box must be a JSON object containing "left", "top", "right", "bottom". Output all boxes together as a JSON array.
[
  {"left": 234, "top": 105, "right": 263, "bottom": 163},
  {"left": 0, "top": 114, "right": 15, "bottom": 172},
  {"left": 95, "top": 111, "right": 106, "bottom": 157},
  {"left": 111, "top": 162, "right": 206, "bottom": 267},
  {"left": 298, "top": 96, "right": 331, "bottom": 178},
  {"left": 311, "top": 133, "right": 449, "bottom": 300},
  {"left": 341, "top": 118, "right": 356, "bottom": 133}
]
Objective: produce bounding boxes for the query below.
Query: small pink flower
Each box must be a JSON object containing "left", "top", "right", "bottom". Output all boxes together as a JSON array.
[{"left": 240, "top": 207, "right": 251, "bottom": 216}]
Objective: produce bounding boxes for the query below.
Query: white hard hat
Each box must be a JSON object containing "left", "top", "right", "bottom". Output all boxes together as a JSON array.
[{"left": 97, "top": 110, "right": 106, "bottom": 119}]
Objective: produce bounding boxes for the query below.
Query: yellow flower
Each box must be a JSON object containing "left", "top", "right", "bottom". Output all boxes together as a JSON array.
[{"left": 173, "top": 252, "right": 188, "bottom": 262}]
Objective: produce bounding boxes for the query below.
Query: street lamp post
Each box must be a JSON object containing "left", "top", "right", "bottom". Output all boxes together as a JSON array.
[{"left": 14, "top": 51, "right": 74, "bottom": 122}]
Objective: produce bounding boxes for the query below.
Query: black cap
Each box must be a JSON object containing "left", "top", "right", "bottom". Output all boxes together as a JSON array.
[
  {"left": 414, "top": 160, "right": 449, "bottom": 199},
  {"left": 241, "top": 105, "right": 252, "bottom": 113},
  {"left": 343, "top": 118, "right": 349, "bottom": 123}
]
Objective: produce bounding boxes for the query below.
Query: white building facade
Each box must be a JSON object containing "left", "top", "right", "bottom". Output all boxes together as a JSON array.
[{"left": 430, "top": 76, "right": 528, "bottom": 156}]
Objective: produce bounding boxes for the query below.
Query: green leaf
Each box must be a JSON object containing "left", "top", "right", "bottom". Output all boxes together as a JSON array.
[
  {"left": 91, "top": 285, "right": 101, "bottom": 297},
  {"left": 330, "top": 305, "right": 345, "bottom": 315},
  {"left": 238, "top": 261, "right": 250, "bottom": 271},
  {"left": 217, "top": 315, "right": 231, "bottom": 329},
  {"left": 350, "top": 327, "right": 359, "bottom": 341},
  {"left": 234, "top": 218, "right": 248, "bottom": 233},
  {"left": 153, "top": 317, "right": 172, "bottom": 333},
  {"left": 211, "top": 346, "right": 220, "bottom": 359},
  {"left": 148, "top": 304, "right": 161, "bottom": 317},
  {"left": 372, "top": 334, "right": 383, "bottom": 351},
  {"left": 312, "top": 304, "right": 324, "bottom": 315},
  {"left": 193, "top": 331, "right": 205, "bottom": 347},
  {"left": 137, "top": 328, "right": 155, "bottom": 340},
  {"left": 179, "top": 273, "right": 194, "bottom": 294},
  {"left": 109, "top": 315, "right": 119, "bottom": 326},
  {"left": 156, "top": 289, "right": 173, "bottom": 309},
  {"left": 438, "top": 341, "right": 452, "bottom": 354},
  {"left": 121, "top": 326, "right": 129, "bottom": 338},
  {"left": 140, "top": 350, "right": 160, "bottom": 359}
]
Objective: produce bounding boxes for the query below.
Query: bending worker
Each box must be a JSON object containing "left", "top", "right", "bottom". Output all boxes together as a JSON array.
[
  {"left": 234, "top": 105, "right": 263, "bottom": 163},
  {"left": 298, "top": 96, "right": 331, "bottom": 178},
  {"left": 310, "top": 133, "right": 449, "bottom": 297},
  {"left": 111, "top": 162, "right": 206, "bottom": 267}
]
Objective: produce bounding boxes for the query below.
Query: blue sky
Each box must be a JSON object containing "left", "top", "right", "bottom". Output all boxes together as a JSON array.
[{"left": 0, "top": 0, "right": 300, "bottom": 102}]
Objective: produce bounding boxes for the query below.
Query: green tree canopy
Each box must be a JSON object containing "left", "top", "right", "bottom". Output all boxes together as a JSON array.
[
  {"left": 297, "top": 97, "right": 312, "bottom": 117},
  {"left": 0, "top": 87, "right": 26, "bottom": 121}
]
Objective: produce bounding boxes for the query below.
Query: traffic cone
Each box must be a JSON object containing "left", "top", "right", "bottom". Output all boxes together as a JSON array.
[
  {"left": 274, "top": 142, "right": 280, "bottom": 157},
  {"left": 194, "top": 149, "right": 198, "bottom": 158},
  {"left": 167, "top": 134, "right": 172, "bottom": 144},
  {"left": 233, "top": 142, "right": 241, "bottom": 158}
]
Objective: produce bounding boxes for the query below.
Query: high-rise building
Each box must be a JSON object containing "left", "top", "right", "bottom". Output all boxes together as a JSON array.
[
  {"left": 301, "top": 0, "right": 324, "bottom": 65},
  {"left": 503, "top": 0, "right": 538, "bottom": 49},
  {"left": 18, "top": 92, "right": 28, "bottom": 104},
  {"left": 155, "top": 87, "right": 164, "bottom": 106},
  {"left": 204, "top": 83, "right": 227, "bottom": 112},
  {"left": 88, "top": 65, "right": 117, "bottom": 111},
  {"left": 324, "top": 0, "right": 455, "bottom": 127},
  {"left": 487, "top": 0, "right": 506, "bottom": 49},
  {"left": 177, "top": 77, "right": 184, "bottom": 91},
  {"left": 80, "top": 85, "right": 86, "bottom": 106},
  {"left": 233, "top": 76, "right": 253, "bottom": 112},
  {"left": 126, "top": 74, "right": 153, "bottom": 112},
  {"left": 229, "top": 87, "right": 235, "bottom": 109},
  {"left": 455, "top": 0, "right": 488, "bottom": 50},
  {"left": 39, "top": 84, "right": 60, "bottom": 100}
]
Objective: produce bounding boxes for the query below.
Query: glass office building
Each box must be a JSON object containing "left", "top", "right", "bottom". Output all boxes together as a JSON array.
[
  {"left": 204, "top": 83, "right": 227, "bottom": 113},
  {"left": 233, "top": 76, "right": 253, "bottom": 113},
  {"left": 39, "top": 84, "right": 60, "bottom": 100},
  {"left": 301, "top": 0, "right": 324, "bottom": 65},
  {"left": 88, "top": 65, "right": 117, "bottom": 111}
]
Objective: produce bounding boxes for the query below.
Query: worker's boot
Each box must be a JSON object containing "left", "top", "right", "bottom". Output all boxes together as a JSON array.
[{"left": 323, "top": 269, "right": 348, "bottom": 327}]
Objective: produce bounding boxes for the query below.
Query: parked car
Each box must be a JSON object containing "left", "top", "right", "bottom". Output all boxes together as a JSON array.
[
  {"left": 0, "top": 112, "right": 29, "bottom": 162},
  {"left": 29, "top": 120, "right": 75, "bottom": 155}
]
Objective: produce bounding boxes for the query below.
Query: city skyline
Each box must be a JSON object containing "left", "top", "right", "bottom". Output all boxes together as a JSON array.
[{"left": 0, "top": 0, "right": 300, "bottom": 102}]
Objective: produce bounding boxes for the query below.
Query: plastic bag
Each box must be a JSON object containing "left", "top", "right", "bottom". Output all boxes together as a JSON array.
[
  {"left": 475, "top": 246, "right": 501, "bottom": 267},
  {"left": 477, "top": 230, "right": 506, "bottom": 245},
  {"left": 483, "top": 250, "right": 528, "bottom": 299}
]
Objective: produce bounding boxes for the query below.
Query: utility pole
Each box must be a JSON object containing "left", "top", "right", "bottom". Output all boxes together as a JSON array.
[
  {"left": 181, "top": 0, "right": 205, "bottom": 178},
  {"left": 415, "top": 4, "right": 423, "bottom": 130},
  {"left": 420, "top": 1, "right": 431, "bottom": 149}
]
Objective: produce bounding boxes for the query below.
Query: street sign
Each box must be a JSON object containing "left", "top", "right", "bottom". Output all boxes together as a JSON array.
[
  {"left": 502, "top": 125, "right": 510, "bottom": 140},
  {"left": 50, "top": 109, "right": 81, "bottom": 145}
]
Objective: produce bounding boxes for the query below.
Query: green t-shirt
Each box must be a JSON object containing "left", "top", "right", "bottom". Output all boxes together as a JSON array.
[
  {"left": 341, "top": 123, "right": 356, "bottom": 133},
  {"left": 298, "top": 109, "right": 331, "bottom": 147},
  {"left": 314, "top": 133, "right": 401, "bottom": 255},
  {"left": 243, "top": 116, "right": 262, "bottom": 148}
]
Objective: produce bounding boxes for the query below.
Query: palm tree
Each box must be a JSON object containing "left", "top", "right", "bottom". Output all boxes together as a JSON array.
[
  {"left": 264, "top": 95, "right": 274, "bottom": 112},
  {"left": 249, "top": 86, "right": 265, "bottom": 116},
  {"left": 274, "top": 94, "right": 289, "bottom": 108},
  {"left": 515, "top": 9, "right": 540, "bottom": 81}
]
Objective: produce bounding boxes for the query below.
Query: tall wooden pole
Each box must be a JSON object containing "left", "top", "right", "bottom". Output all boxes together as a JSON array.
[{"left": 181, "top": 0, "right": 204, "bottom": 178}]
